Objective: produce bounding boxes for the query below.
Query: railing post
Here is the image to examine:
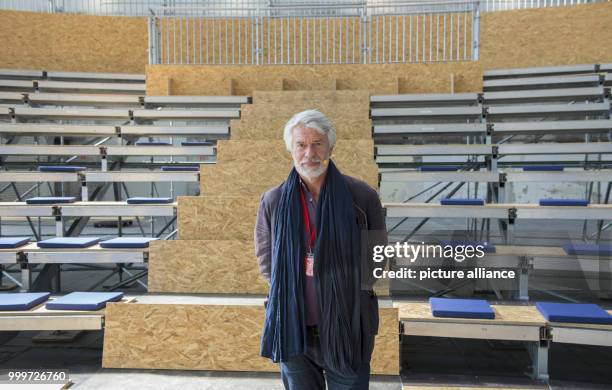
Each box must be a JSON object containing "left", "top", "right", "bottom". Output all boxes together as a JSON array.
[
  {"left": 472, "top": 2, "right": 480, "bottom": 61},
  {"left": 254, "top": 7, "right": 261, "bottom": 65},
  {"left": 361, "top": 4, "right": 369, "bottom": 64},
  {"left": 148, "top": 14, "right": 160, "bottom": 65}
]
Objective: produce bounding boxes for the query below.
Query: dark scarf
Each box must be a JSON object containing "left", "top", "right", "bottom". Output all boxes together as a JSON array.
[{"left": 260, "top": 160, "right": 363, "bottom": 376}]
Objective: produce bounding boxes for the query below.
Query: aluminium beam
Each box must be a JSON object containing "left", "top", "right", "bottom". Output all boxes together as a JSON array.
[
  {"left": 483, "top": 87, "right": 607, "bottom": 104},
  {"left": 381, "top": 171, "right": 499, "bottom": 182},
  {"left": 0, "top": 79, "right": 35, "bottom": 91},
  {"left": 483, "top": 74, "right": 602, "bottom": 91},
  {"left": 374, "top": 123, "right": 487, "bottom": 136},
  {"left": 120, "top": 125, "right": 228, "bottom": 137},
  {"left": 0, "top": 69, "right": 44, "bottom": 80},
  {"left": 46, "top": 71, "right": 145, "bottom": 83},
  {"left": 0, "top": 145, "right": 214, "bottom": 157},
  {"left": 0, "top": 172, "right": 78, "bottom": 183},
  {"left": 550, "top": 324, "right": 612, "bottom": 347},
  {"left": 85, "top": 171, "right": 198, "bottom": 183},
  {"left": 132, "top": 109, "right": 240, "bottom": 120},
  {"left": 60, "top": 202, "right": 176, "bottom": 217},
  {"left": 37, "top": 80, "right": 145, "bottom": 94},
  {"left": 13, "top": 107, "right": 130, "bottom": 120},
  {"left": 376, "top": 144, "right": 492, "bottom": 156},
  {"left": 505, "top": 170, "right": 612, "bottom": 183},
  {"left": 144, "top": 95, "right": 249, "bottom": 107},
  {"left": 22, "top": 243, "right": 147, "bottom": 264},
  {"left": 492, "top": 119, "right": 612, "bottom": 135},
  {"left": 0, "top": 92, "right": 26, "bottom": 104},
  {"left": 371, "top": 106, "right": 483, "bottom": 119},
  {"left": 104, "top": 145, "right": 214, "bottom": 156},
  {"left": 484, "top": 64, "right": 596, "bottom": 79},
  {"left": 0, "top": 123, "right": 118, "bottom": 136},
  {"left": 26, "top": 92, "right": 141, "bottom": 107},
  {"left": 498, "top": 142, "right": 612, "bottom": 155},
  {"left": 487, "top": 102, "right": 610, "bottom": 118},
  {"left": 370, "top": 93, "right": 480, "bottom": 107},
  {"left": 384, "top": 203, "right": 509, "bottom": 219}
]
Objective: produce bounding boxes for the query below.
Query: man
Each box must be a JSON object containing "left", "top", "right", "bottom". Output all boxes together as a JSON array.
[{"left": 254, "top": 109, "right": 387, "bottom": 389}]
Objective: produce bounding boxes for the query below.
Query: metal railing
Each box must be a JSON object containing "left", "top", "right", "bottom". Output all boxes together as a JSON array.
[
  {"left": 0, "top": 0, "right": 606, "bottom": 16},
  {"left": 149, "top": 1, "right": 480, "bottom": 65}
]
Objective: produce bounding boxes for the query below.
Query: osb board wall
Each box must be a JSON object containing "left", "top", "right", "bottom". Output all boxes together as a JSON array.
[
  {"left": 102, "top": 303, "right": 399, "bottom": 375},
  {"left": 178, "top": 195, "right": 260, "bottom": 240},
  {"left": 146, "top": 62, "right": 481, "bottom": 95},
  {"left": 480, "top": 2, "right": 612, "bottom": 70},
  {"left": 148, "top": 240, "right": 268, "bottom": 294},
  {"left": 0, "top": 11, "right": 147, "bottom": 73},
  {"left": 215, "top": 140, "right": 375, "bottom": 165},
  {"left": 4, "top": 3, "right": 610, "bottom": 78},
  {"left": 146, "top": 3, "right": 612, "bottom": 95},
  {"left": 232, "top": 89, "right": 372, "bottom": 139},
  {"left": 240, "top": 102, "right": 369, "bottom": 120},
  {"left": 199, "top": 162, "right": 379, "bottom": 196},
  {"left": 231, "top": 117, "right": 372, "bottom": 140}
]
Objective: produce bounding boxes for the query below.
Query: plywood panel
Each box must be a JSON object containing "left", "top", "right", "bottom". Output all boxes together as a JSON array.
[
  {"left": 102, "top": 302, "right": 277, "bottom": 372},
  {"left": 239, "top": 102, "right": 369, "bottom": 120},
  {"left": 395, "top": 301, "right": 545, "bottom": 326},
  {"left": 200, "top": 162, "right": 379, "bottom": 195},
  {"left": 178, "top": 195, "right": 260, "bottom": 240},
  {"left": 231, "top": 117, "right": 371, "bottom": 140},
  {"left": 480, "top": 2, "right": 612, "bottom": 70},
  {"left": 148, "top": 239, "right": 267, "bottom": 294},
  {"left": 216, "top": 139, "right": 374, "bottom": 165},
  {"left": 0, "top": 11, "right": 147, "bottom": 73},
  {"left": 103, "top": 302, "right": 398, "bottom": 374},
  {"left": 146, "top": 63, "right": 480, "bottom": 96},
  {"left": 253, "top": 90, "right": 370, "bottom": 105}
]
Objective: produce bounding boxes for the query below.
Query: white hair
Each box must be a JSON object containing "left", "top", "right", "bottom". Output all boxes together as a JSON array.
[{"left": 283, "top": 109, "right": 337, "bottom": 152}]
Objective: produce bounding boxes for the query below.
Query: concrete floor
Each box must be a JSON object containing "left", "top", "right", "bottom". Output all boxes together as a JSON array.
[
  {"left": 1, "top": 326, "right": 611, "bottom": 389},
  {"left": 0, "top": 221, "right": 611, "bottom": 389}
]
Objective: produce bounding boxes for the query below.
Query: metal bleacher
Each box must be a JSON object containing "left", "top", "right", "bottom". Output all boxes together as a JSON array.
[
  {"left": 374, "top": 63, "right": 612, "bottom": 381},
  {"left": 373, "top": 62, "right": 612, "bottom": 294},
  {"left": 0, "top": 68, "right": 250, "bottom": 293}
]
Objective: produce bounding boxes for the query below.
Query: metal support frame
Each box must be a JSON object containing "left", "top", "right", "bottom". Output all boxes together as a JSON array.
[{"left": 527, "top": 336, "right": 550, "bottom": 381}]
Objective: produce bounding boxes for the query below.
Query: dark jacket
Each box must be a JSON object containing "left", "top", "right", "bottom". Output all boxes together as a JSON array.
[{"left": 254, "top": 173, "right": 388, "bottom": 340}]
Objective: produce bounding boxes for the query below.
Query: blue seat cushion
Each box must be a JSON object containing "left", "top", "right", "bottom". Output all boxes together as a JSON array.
[
  {"left": 161, "top": 165, "right": 199, "bottom": 172},
  {"left": 439, "top": 240, "right": 496, "bottom": 253},
  {"left": 523, "top": 165, "right": 564, "bottom": 171},
  {"left": 429, "top": 297, "right": 495, "bottom": 319},
  {"left": 135, "top": 141, "right": 172, "bottom": 146},
  {"left": 0, "top": 237, "right": 31, "bottom": 249},
  {"left": 420, "top": 165, "right": 459, "bottom": 172},
  {"left": 26, "top": 196, "right": 76, "bottom": 204},
  {"left": 100, "top": 237, "right": 158, "bottom": 249},
  {"left": 539, "top": 198, "right": 589, "bottom": 206},
  {"left": 45, "top": 292, "right": 124, "bottom": 311},
  {"left": 181, "top": 141, "right": 213, "bottom": 146},
  {"left": 563, "top": 243, "right": 612, "bottom": 256},
  {"left": 535, "top": 302, "right": 612, "bottom": 324},
  {"left": 38, "top": 166, "right": 86, "bottom": 172},
  {"left": 441, "top": 198, "right": 485, "bottom": 206},
  {"left": 126, "top": 197, "right": 173, "bottom": 204},
  {"left": 0, "top": 292, "right": 51, "bottom": 311},
  {"left": 37, "top": 237, "right": 101, "bottom": 249}
]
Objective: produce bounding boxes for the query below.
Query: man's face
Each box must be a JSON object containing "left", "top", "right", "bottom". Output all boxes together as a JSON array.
[{"left": 291, "top": 124, "right": 332, "bottom": 180}]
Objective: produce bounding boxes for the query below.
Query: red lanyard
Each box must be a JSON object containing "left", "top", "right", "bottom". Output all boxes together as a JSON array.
[{"left": 299, "top": 187, "right": 315, "bottom": 251}]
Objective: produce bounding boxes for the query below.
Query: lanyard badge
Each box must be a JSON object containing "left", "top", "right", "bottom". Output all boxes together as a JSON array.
[{"left": 299, "top": 187, "right": 315, "bottom": 277}]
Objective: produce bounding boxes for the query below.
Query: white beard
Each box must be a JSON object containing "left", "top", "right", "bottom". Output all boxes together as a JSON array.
[{"left": 296, "top": 159, "right": 328, "bottom": 179}]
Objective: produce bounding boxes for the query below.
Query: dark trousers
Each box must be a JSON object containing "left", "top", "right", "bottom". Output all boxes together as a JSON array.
[{"left": 280, "top": 327, "right": 374, "bottom": 390}]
